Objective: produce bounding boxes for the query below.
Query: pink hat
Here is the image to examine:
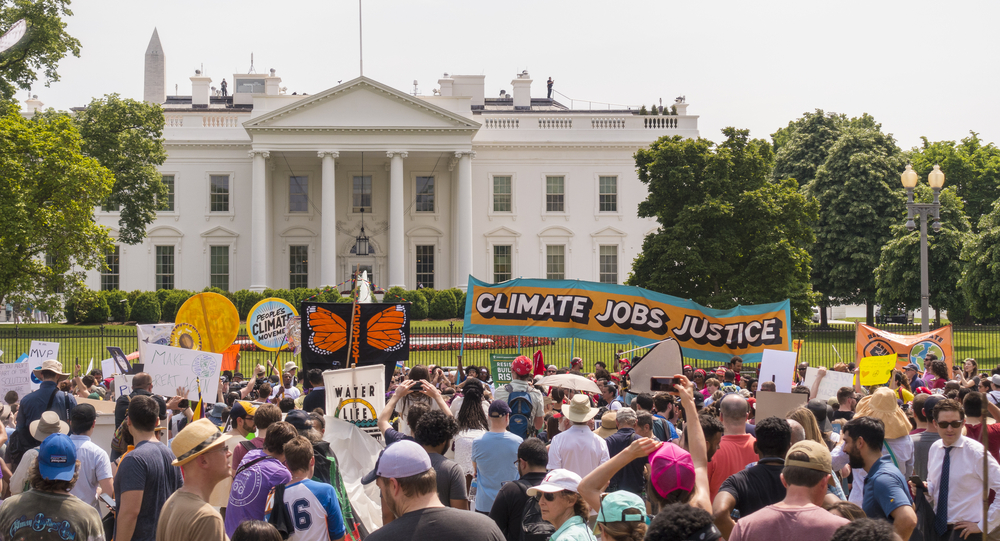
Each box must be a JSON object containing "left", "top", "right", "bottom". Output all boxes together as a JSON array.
[{"left": 648, "top": 442, "right": 695, "bottom": 498}]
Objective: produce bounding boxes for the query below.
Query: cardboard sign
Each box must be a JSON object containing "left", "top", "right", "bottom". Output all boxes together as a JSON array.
[
  {"left": 628, "top": 339, "right": 685, "bottom": 394},
  {"left": 755, "top": 391, "right": 808, "bottom": 422},
  {"left": 77, "top": 396, "right": 115, "bottom": 415},
  {"left": 860, "top": 354, "right": 896, "bottom": 386},
  {"left": 322, "top": 365, "right": 386, "bottom": 442},
  {"left": 489, "top": 354, "right": 518, "bottom": 385},
  {"left": 0, "top": 362, "right": 32, "bottom": 400},
  {"left": 27, "top": 340, "right": 59, "bottom": 390},
  {"left": 143, "top": 343, "right": 221, "bottom": 403},
  {"left": 802, "top": 367, "right": 856, "bottom": 401},
  {"left": 137, "top": 324, "right": 174, "bottom": 363},
  {"left": 113, "top": 374, "right": 134, "bottom": 400},
  {"left": 101, "top": 358, "right": 116, "bottom": 379},
  {"left": 758, "top": 350, "right": 797, "bottom": 393}
]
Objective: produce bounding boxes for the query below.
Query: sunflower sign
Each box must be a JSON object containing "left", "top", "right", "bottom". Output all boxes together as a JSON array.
[
  {"left": 854, "top": 323, "right": 954, "bottom": 374},
  {"left": 301, "top": 302, "right": 410, "bottom": 387}
]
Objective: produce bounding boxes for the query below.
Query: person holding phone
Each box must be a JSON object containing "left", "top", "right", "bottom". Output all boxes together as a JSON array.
[{"left": 393, "top": 366, "right": 449, "bottom": 436}]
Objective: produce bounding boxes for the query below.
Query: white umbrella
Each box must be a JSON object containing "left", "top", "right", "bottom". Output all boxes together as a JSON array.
[{"left": 536, "top": 374, "right": 602, "bottom": 394}]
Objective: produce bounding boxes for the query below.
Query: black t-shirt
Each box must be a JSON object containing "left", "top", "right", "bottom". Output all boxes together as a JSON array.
[
  {"left": 489, "top": 471, "right": 547, "bottom": 541},
  {"left": 718, "top": 460, "right": 786, "bottom": 519},
  {"left": 302, "top": 387, "right": 325, "bottom": 414},
  {"left": 833, "top": 411, "right": 855, "bottom": 421},
  {"left": 367, "top": 507, "right": 504, "bottom": 541}
]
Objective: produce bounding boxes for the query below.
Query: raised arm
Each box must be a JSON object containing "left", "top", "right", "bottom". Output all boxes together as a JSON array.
[
  {"left": 579, "top": 437, "right": 661, "bottom": 512},
  {"left": 378, "top": 380, "right": 414, "bottom": 434},
  {"left": 674, "top": 374, "right": 712, "bottom": 514},
  {"left": 420, "top": 379, "right": 453, "bottom": 417},
  {"left": 810, "top": 366, "right": 827, "bottom": 401}
]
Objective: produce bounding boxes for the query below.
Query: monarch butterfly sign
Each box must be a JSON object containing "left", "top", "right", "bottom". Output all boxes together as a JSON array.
[{"left": 301, "top": 302, "right": 410, "bottom": 386}]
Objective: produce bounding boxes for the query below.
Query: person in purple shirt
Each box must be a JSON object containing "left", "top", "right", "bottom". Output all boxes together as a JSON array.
[{"left": 225, "top": 421, "right": 297, "bottom": 537}]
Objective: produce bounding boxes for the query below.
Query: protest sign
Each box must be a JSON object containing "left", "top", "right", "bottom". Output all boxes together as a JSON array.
[
  {"left": 113, "top": 374, "right": 134, "bottom": 400},
  {"left": 143, "top": 343, "right": 221, "bottom": 402},
  {"left": 107, "top": 346, "right": 131, "bottom": 374},
  {"left": 27, "top": 340, "right": 59, "bottom": 390},
  {"left": 628, "top": 339, "right": 686, "bottom": 394},
  {"left": 0, "top": 363, "right": 31, "bottom": 400},
  {"left": 172, "top": 292, "right": 240, "bottom": 353},
  {"left": 802, "top": 367, "right": 856, "bottom": 401},
  {"left": 860, "top": 354, "right": 896, "bottom": 386},
  {"left": 100, "top": 358, "right": 116, "bottom": 379},
  {"left": 322, "top": 365, "right": 386, "bottom": 442},
  {"left": 302, "top": 302, "right": 410, "bottom": 386},
  {"left": 758, "top": 350, "right": 797, "bottom": 392},
  {"left": 755, "top": 391, "right": 808, "bottom": 421},
  {"left": 137, "top": 324, "right": 174, "bottom": 363},
  {"left": 855, "top": 323, "right": 953, "bottom": 373},
  {"left": 248, "top": 298, "right": 298, "bottom": 351},
  {"left": 489, "top": 354, "right": 518, "bottom": 385}
]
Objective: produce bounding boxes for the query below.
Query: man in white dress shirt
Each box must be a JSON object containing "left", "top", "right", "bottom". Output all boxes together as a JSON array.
[
  {"left": 547, "top": 394, "right": 609, "bottom": 479},
  {"left": 926, "top": 398, "right": 1000, "bottom": 541}
]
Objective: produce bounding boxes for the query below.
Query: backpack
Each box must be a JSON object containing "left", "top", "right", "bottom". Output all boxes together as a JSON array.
[
  {"left": 111, "top": 396, "right": 133, "bottom": 456},
  {"left": 514, "top": 480, "right": 555, "bottom": 541},
  {"left": 8, "top": 389, "right": 65, "bottom": 468},
  {"left": 505, "top": 384, "right": 533, "bottom": 440}
]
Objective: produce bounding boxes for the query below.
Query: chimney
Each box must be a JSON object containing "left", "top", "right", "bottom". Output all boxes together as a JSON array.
[
  {"left": 265, "top": 68, "right": 282, "bottom": 96},
  {"left": 450, "top": 75, "right": 485, "bottom": 108},
  {"left": 144, "top": 28, "right": 166, "bottom": 104},
  {"left": 673, "top": 96, "right": 689, "bottom": 115},
  {"left": 191, "top": 70, "right": 211, "bottom": 108},
  {"left": 24, "top": 95, "right": 43, "bottom": 114},
  {"left": 438, "top": 73, "right": 454, "bottom": 96},
  {"left": 511, "top": 70, "right": 531, "bottom": 110}
]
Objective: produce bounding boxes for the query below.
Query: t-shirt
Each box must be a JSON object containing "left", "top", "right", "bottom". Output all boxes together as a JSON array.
[
  {"left": 862, "top": 454, "right": 913, "bottom": 522},
  {"left": 911, "top": 430, "right": 942, "bottom": 480},
  {"left": 225, "top": 450, "right": 292, "bottom": 537},
  {"left": 718, "top": 460, "right": 787, "bottom": 518},
  {"left": 114, "top": 440, "right": 182, "bottom": 541},
  {"left": 429, "top": 453, "right": 468, "bottom": 506},
  {"left": 68, "top": 435, "right": 113, "bottom": 510},
  {"left": 271, "top": 385, "right": 302, "bottom": 401},
  {"left": 707, "top": 434, "right": 758, "bottom": 499},
  {"left": 0, "top": 489, "right": 105, "bottom": 541},
  {"left": 302, "top": 387, "right": 326, "bottom": 414},
  {"left": 832, "top": 411, "right": 855, "bottom": 421},
  {"left": 365, "top": 507, "right": 504, "bottom": 541},
  {"left": 156, "top": 490, "right": 227, "bottom": 541},
  {"left": 265, "top": 479, "right": 345, "bottom": 541},
  {"left": 728, "top": 505, "right": 849, "bottom": 541},
  {"left": 489, "top": 471, "right": 546, "bottom": 541},
  {"left": 395, "top": 393, "right": 442, "bottom": 436},
  {"left": 231, "top": 436, "right": 264, "bottom": 473},
  {"left": 471, "top": 431, "right": 523, "bottom": 512}
]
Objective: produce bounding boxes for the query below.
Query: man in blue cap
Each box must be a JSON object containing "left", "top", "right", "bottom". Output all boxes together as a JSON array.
[
  {"left": 0, "top": 433, "right": 105, "bottom": 540},
  {"left": 906, "top": 363, "right": 927, "bottom": 390}
]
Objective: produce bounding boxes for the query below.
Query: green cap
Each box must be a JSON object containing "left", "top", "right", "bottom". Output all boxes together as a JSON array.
[{"left": 596, "top": 490, "right": 648, "bottom": 524}]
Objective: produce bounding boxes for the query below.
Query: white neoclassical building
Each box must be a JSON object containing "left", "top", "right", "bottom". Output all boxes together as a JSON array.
[{"left": 76, "top": 31, "right": 699, "bottom": 293}]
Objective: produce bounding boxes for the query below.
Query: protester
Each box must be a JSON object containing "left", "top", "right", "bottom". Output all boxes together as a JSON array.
[
  {"left": 824, "top": 501, "right": 867, "bottom": 521},
  {"left": 232, "top": 403, "right": 282, "bottom": 472},
  {"left": 414, "top": 410, "right": 468, "bottom": 509},
  {"left": 232, "top": 520, "right": 283, "bottom": 541},
  {"left": 910, "top": 395, "right": 942, "bottom": 479},
  {"left": 707, "top": 394, "right": 757, "bottom": 499},
  {"left": 593, "top": 490, "right": 648, "bottom": 541},
  {"left": 644, "top": 503, "right": 719, "bottom": 541},
  {"left": 394, "top": 366, "right": 444, "bottom": 436},
  {"left": 210, "top": 400, "right": 258, "bottom": 514},
  {"left": 493, "top": 356, "right": 545, "bottom": 434},
  {"left": 301, "top": 369, "right": 326, "bottom": 413},
  {"left": 489, "top": 438, "right": 550, "bottom": 541},
  {"left": 472, "top": 400, "right": 523, "bottom": 513},
  {"left": 7, "top": 360, "right": 76, "bottom": 469},
  {"left": 115, "top": 394, "right": 182, "bottom": 541},
  {"left": 906, "top": 363, "right": 927, "bottom": 390},
  {"left": 0, "top": 433, "right": 105, "bottom": 540},
  {"left": 224, "top": 421, "right": 297, "bottom": 537},
  {"left": 112, "top": 372, "right": 167, "bottom": 460},
  {"left": 367, "top": 440, "right": 504, "bottom": 541},
  {"left": 526, "top": 469, "right": 595, "bottom": 541},
  {"left": 961, "top": 391, "right": 1000, "bottom": 462},
  {"left": 157, "top": 418, "right": 232, "bottom": 540},
  {"left": 844, "top": 387, "right": 915, "bottom": 507},
  {"left": 270, "top": 368, "right": 302, "bottom": 401},
  {"left": 829, "top": 518, "right": 901, "bottom": 541},
  {"left": 604, "top": 407, "right": 645, "bottom": 495},
  {"left": 66, "top": 403, "right": 114, "bottom": 510},
  {"left": 834, "top": 387, "right": 857, "bottom": 421},
  {"left": 450, "top": 378, "right": 489, "bottom": 481},
  {"left": 547, "top": 394, "right": 609, "bottom": 478},
  {"left": 264, "top": 436, "right": 346, "bottom": 541},
  {"left": 10, "top": 410, "right": 70, "bottom": 495}
]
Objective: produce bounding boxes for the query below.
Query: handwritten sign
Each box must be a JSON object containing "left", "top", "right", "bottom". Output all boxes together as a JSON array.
[
  {"left": 758, "top": 350, "right": 797, "bottom": 393},
  {"left": 0, "top": 363, "right": 31, "bottom": 400},
  {"left": 27, "top": 340, "right": 59, "bottom": 390},
  {"left": 137, "top": 324, "right": 174, "bottom": 363},
  {"left": 322, "top": 365, "right": 385, "bottom": 442},
  {"left": 860, "top": 354, "right": 896, "bottom": 386},
  {"left": 755, "top": 391, "right": 808, "bottom": 421},
  {"left": 113, "top": 374, "right": 134, "bottom": 400},
  {"left": 144, "top": 343, "right": 221, "bottom": 403},
  {"left": 803, "top": 367, "right": 856, "bottom": 401}
]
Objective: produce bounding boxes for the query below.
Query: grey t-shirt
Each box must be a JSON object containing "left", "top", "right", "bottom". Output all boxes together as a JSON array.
[
  {"left": 429, "top": 452, "right": 468, "bottom": 505},
  {"left": 114, "top": 440, "right": 182, "bottom": 541},
  {"left": 910, "top": 430, "right": 942, "bottom": 480}
]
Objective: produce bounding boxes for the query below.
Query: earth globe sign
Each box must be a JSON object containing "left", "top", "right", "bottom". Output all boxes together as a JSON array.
[{"left": 909, "top": 341, "right": 944, "bottom": 370}]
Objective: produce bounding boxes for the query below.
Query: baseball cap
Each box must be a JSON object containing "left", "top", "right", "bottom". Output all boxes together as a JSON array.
[
  {"left": 511, "top": 356, "right": 532, "bottom": 376},
  {"left": 597, "top": 490, "right": 648, "bottom": 524},
  {"left": 285, "top": 409, "right": 311, "bottom": 431},
  {"left": 38, "top": 433, "right": 77, "bottom": 481},
  {"left": 648, "top": 442, "right": 695, "bottom": 498},
  {"left": 923, "top": 395, "right": 945, "bottom": 419},
  {"left": 375, "top": 440, "right": 432, "bottom": 480},
  {"left": 489, "top": 399, "right": 512, "bottom": 418},
  {"left": 992, "top": 375, "right": 1000, "bottom": 388},
  {"left": 785, "top": 440, "right": 832, "bottom": 473},
  {"left": 806, "top": 399, "right": 833, "bottom": 432},
  {"left": 526, "top": 469, "right": 582, "bottom": 497},
  {"left": 230, "top": 400, "right": 258, "bottom": 421},
  {"left": 905, "top": 363, "right": 921, "bottom": 372},
  {"left": 71, "top": 403, "right": 97, "bottom": 432}
]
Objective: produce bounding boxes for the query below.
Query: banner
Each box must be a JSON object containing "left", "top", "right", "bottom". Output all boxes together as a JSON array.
[
  {"left": 322, "top": 366, "right": 386, "bottom": 442},
  {"left": 137, "top": 324, "right": 174, "bottom": 363},
  {"left": 0, "top": 363, "right": 31, "bottom": 400},
  {"left": 144, "top": 343, "right": 221, "bottom": 403},
  {"left": 854, "top": 324, "right": 954, "bottom": 373},
  {"left": 489, "top": 354, "right": 518, "bottom": 386},
  {"left": 302, "top": 302, "right": 410, "bottom": 386},
  {"left": 463, "top": 276, "right": 791, "bottom": 364},
  {"left": 247, "top": 298, "right": 298, "bottom": 351}
]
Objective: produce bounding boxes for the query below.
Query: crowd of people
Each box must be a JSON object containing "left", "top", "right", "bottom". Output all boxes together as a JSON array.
[{"left": 0, "top": 351, "right": 998, "bottom": 541}]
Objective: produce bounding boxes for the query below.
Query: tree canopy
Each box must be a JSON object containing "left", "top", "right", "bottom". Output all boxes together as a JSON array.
[
  {"left": 628, "top": 128, "right": 818, "bottom": 321},
  {"left": 771, "top": 109, "right": 847, "bottom": 186},
  {"left": 0, "top": 0, "right": 81, "bottom": 100}
]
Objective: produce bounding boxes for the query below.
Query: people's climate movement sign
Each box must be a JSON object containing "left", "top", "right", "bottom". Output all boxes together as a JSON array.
[
  {"left": 463, "top": 276, "right": 792, "bottom": 364},
  {"left": 855, "top": 323, "right": 954, "bottom": 373}
]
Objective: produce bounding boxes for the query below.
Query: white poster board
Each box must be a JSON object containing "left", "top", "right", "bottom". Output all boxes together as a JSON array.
[
  {"left": 802, "top": 367, "right": 856, "bottom": 401},
  {"left": 137, "top": 324, "right": 174, "bottom": 364},
  {"left": 758, "top": 350, "right": 797, "bottom": 393},
  {"left": 101, "top": 358, "right": 116, "bottom": 379},
  {"left": 755, "top": 391, "right": 809, "bottom": 421},
  {"left": 0, "top": 362, "right": 32, "bottom": 400},
  {"left": 113, "top": 374, "right": 135, "bottom": 400},
  {"left": 27, "top": 340, "right": 59, "bottom": 391},
  {"left": 323, "top": 365, "right": 386, "bottom": 443},
  {"left": 143, "top": 343, "right": 221, "bottom": 403}
]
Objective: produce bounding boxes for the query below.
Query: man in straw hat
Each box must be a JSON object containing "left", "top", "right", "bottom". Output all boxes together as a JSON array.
[
  {"left": 7, "top": 359, "right": 75, "bottom": 469},
  {"left": 842, "top": 387, "right": 915, "bottom": 505},
  {"left": 548, "top": 393, "right": 609, "bottom": 479},
  {"left": 9, "top": 410, "right": 70, "bottom": 495},
  {"left": 157, "top": 418, "right": 233, "bottom": 541},
  {"left": 209, "top": 400, "right": 259, "bottom": 515}
]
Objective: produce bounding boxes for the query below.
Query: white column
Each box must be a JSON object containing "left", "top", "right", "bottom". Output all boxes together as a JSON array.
[
  {"left": 319, "top": 151, "right": 339, "bottom": 287},
  {"left": 249, "top": 150, "right": 270, "bottom": 292},
  {"left": 455, "top": 151, "right": 475, "bottom": 291},
  {"left": 388, "top": 151, "right": 407, "bottom": 288}
]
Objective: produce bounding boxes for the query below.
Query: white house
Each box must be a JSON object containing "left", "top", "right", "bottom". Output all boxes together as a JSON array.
[{"left": 83, "top": 30, "right": 699, "bottom": 294}]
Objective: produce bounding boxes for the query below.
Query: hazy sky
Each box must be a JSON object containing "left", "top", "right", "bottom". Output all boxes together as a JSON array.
[{"left": 25, "top": 0, "right": 1000, "bottom": 151}]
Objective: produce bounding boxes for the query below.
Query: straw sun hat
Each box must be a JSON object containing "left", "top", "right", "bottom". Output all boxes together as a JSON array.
[
  {"left": 170, "top": 418, "right": 232, "bottom": 466},
  {"left": 561, "top": 394, "right": 599, "bottom": 423},
  {"left": 855, "top": 387, "right": 911, "bottom": 439}
]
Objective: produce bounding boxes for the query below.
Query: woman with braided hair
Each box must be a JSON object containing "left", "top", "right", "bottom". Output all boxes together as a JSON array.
[{"left": 447, "top": 378, "right": 490, "bottom": 494}]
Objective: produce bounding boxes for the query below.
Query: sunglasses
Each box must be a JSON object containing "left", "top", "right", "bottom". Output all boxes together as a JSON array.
[
  {"left": 937, "top": 421, "right": 964, "bottom": 429},
  {"left": 538, "top": 490, "right": 571, "bottom": 502}
]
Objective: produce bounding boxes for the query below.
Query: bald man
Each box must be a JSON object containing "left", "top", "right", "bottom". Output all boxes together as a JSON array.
[{"left": 707, "top": 395, "right": 758, "bottom": 499}]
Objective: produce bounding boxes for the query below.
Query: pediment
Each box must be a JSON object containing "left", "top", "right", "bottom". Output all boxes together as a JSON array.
[
  {"left": 244, "top": 77, "right": 480, "bottom": 132},
  {"left": 201, "top": 226, "right": 239, "bottom": 238},
  {"left": 485, "top": 226, "right": 521, "bottom": 238},
  {"left": 280, "top": 226, "right": 316, "bottom": 238},
  {"left": 591, "top": 226, "right": 627, "bottom": 237},
  {"left": 407, "top": 225, "right": 444, "bottom": 237},
  {"left": 538, "top": 226, "right": 575, "bottom": 237},
  {"left": 148, "top": 225, "right": 183, "bottom": 237}
]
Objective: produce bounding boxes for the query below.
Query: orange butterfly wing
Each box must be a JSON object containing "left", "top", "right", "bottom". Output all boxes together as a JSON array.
[
  {"left": 307, "top": 306, "right": 348, "bottom": 354},
  {"left": 366, "top": 305, "right": 407, "bottom": 352}
]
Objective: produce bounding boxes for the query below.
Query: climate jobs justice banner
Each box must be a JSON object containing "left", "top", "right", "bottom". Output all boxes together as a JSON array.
[{"left": 463, "top": 276, "right": 792, "bottom": 364}]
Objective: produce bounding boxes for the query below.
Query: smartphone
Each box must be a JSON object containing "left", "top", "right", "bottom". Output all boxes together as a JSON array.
[
  {"left": 909, "top": 475, "right": 926, "bottom": 491},
  {"left": 832, "top": 423, "right": 842, "bottom": 434},
  {"left": 650, "top": 377, "right": 680, "bottom": 393},
  {"left": 99, "top": 493, "right": 116, "bottom": 510}
]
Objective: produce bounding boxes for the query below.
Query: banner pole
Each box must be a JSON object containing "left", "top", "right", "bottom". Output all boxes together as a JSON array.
[
  {"left": 457, "top": 329, "right": 467, "bottom": 384},
  {"left": 346, "top": 264, "right": 360, "bottom": 368},
  {"left": 570, "top": 337, "right": 575, "bottom": 361}
]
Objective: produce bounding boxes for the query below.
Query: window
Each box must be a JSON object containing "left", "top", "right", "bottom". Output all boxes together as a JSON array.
[
  {"left": 353, "top": 176, "right": 372, "bottom": 213},
  {"left": 45, "top": 254, "right": 64, "bottom": 293},
  {"left": 155, "top": 246, "right": 175, "bottom": 290},
  {"left": 289, "top": 245, "right": 309, "bottom": 289},
  {"left": 546, "top": 176, "right": 564, "bottom": 212},
  {"left": 210, "top": 246, "right": 229, "bottom": 291},
  {"left": 493, "top": 176, "right": 512, "bottom": 212},
  {"left": 599, "top": 176, "right": 618, "bottom": 212},
  {"left": 102, "top": 246, "right": 120, "bottom": 291},
  {"left": 415, "top": 245, "right": 435, "bottom": 289},
  {"left": 599, "top": 245, "right": 618, "bottom": 284},
  {"left": 415, "top": 176, "right": 435, "bottom": 212},
  {"left": 493, "top": 245, "right": 512, "bottom": 283},
  {"left": 546, "top": 245, "right": 565, "bottom": 280},
  {"left": 289, "top": 176, "right": 308, "bottom": 213},
  {"left": 159, "top": 175, "right": 175, "bottom": 212},
  {"left": 210, "top": 175, "right": 230, "bottom": 212}
]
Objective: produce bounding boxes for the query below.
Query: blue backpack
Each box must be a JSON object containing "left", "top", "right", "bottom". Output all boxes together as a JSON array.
[{"left": 505, "top": 384, "right": 534, "bottom": 439}]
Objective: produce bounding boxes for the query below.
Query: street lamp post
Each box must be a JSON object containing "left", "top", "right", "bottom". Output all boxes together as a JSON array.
[{"left": 900, "top": 164, "right": 945, "bottom": 333}]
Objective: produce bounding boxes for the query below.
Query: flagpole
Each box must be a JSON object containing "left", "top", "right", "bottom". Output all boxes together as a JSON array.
[{"left": 346, "top": 264, "right": 360, "bottom": 368}]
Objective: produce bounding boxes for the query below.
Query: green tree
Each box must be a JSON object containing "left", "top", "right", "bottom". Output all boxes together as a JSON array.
[
  {"left": 807, "top": 117, "right": 906, "bottom": 324},
  {"left": 627, "top": 128, "right": 819, "bottom": 321},
  {"left": 772, "top": 109, "right": 847, "bottom": 186},
  {"left": 0, "top": 0, "right": 81, "bottom": 100},
  {"left": 0, "top": 103, "right": 113, "bottom": 317},
  {"left": 875, "top": 186, "right": 971, "bottom": 326},
  {"left": 429, "top": 289, "right": 458, "bottom": 319},
  {"left": 961, "top": 201, "right": 1000, "bottom": 319},
  {"left": 130, "top": 292, "right": 161, "bottom": 324},
  {"left": 73, "top": 94, "right": 167, "bottom": 244}
]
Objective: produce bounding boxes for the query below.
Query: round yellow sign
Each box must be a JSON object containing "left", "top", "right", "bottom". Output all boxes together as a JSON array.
[{"left": 172, "top": 292, "right": 240, "bottom": 353}]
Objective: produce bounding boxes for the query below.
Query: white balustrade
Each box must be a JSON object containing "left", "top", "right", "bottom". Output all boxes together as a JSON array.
[
  {"left": 591, "top": 117, "right": 626, "bottom": 129},
  {"left": 538, "top": 118, "right": 572, "bottom": 129},
  {"left": 484, "top": 118, "right": 520, "bottom": 129}
]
